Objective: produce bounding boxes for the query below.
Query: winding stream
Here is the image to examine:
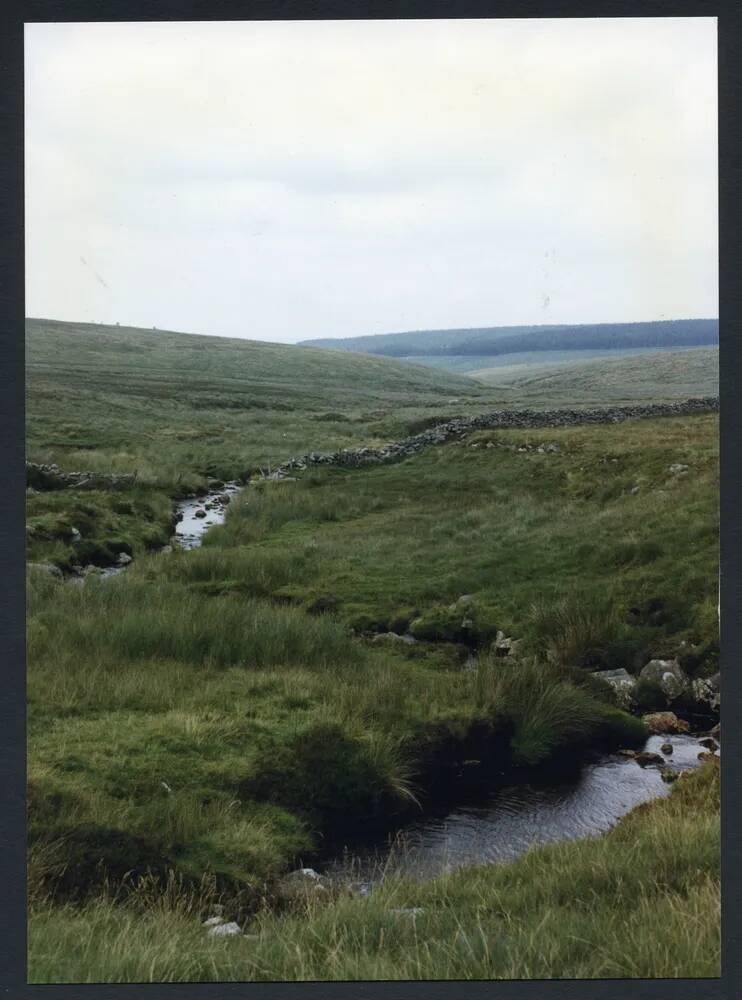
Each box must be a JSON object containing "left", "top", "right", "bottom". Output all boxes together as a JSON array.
[
  {"left": 90, "top": 478, "right": 713, "bottom": 887},
  {"left": 322, "top": 734, "right": 708, "bottom": 886}
]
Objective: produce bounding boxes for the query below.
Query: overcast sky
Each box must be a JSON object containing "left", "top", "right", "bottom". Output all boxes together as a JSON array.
[{"left": 25, "top": 18, "right": 718, "bottom": 344}]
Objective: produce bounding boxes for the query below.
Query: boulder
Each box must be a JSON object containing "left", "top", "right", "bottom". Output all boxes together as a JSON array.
[
  {"left": 690, "top": 674, "right": 720, "bottom": 714},
  {"left": 641, "top": 712, "right": 690, "bottom": 735},
  {"left": 278, "top": 867, "right": 329, "bottom": 898},
  {"left": 194, "top": 509, "right": 207, "bottom": 519},
  {"left": 116, "top": 552, "right": 133, "bottom": 566},
  {"left": 493, "top": 630, "right": 518, "bottom": 658},
  {"left": 660, "top": 743, "right": 673, "bottom": 756},
  {"left": 639, "top": 659, "right": 688, "bottom": 700},
  {"left": 592, "top": 668, "right": 635, "bottom": 708},
  {"left": 698, "top": 737, "right": 718, "bottom": 752},
  {"left": 635, "top": 751, "right": 665, "bottom": 768},
  {"left": 617, "top": 749, "right": 637, "bottom": 758}
]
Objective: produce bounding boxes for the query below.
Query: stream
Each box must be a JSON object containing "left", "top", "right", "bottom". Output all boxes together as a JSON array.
[
  {"left": 90, "top": 481, "right": 713, "bottom": 888},
  {"left": 321, "top": 734, "right": 708, "bottom": 887},
  {"left": 172, "top": 481, "right": 242, "bottom": 549},
  {"left": 93, "top": 481, "right": 242, "bottom": 578}
]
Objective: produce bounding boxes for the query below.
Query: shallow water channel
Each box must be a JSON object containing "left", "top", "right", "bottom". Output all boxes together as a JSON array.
[
  {"left": 173, "top": 481, "right": 242, "bottom": 549},
  {"left": 322, "top": 734, "right": 706, "bottom": 886},
  {"left": 92, "top": 481, "right": 242, "bottom": 580}
]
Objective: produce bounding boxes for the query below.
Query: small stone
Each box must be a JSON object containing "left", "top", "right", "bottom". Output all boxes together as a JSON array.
[
  {"left": 203, "top": 915, "right": 224, "bottom": 927},
  {"left": 617, "top": 749, "right": 638, "bottom": 758},
  {"left": 208, "top": 921, "right": 242, "bottom": 937},
  {"left": 660, "top": 743, "right": 673, "bottom": 756},
  {"left": 635, "top": 751, "right": 665, "bottom": 767},
  {"left": 641, "top": 712, "right": 690, "bottom": 735},
  {"left": 698, "top": 737, "right": 718, "bottom": 751},
  {"left": 117, "top": 552, "right": 132, "bottom": 565},
  {"left": 194, "top": 509, "right": 207, "bottom": 518},
  {"left": 668, "top": 463, "right": 689, "bottom": 474}
]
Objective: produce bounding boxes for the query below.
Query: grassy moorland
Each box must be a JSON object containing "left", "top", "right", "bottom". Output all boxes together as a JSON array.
[
  {"left": 26, "top": 320, "right": 719, "bottom": 981},
  {"left": 469, "top": 346, "right": 719, "bottom": 405}
]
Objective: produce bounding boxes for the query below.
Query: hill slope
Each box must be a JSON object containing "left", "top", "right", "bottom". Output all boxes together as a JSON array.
[
  {"left": 26, "top": 318, "right": 492, "bottom": 487},
  {"left": 470, "top": 347, "right": 719, "bottom": 407},
  {"left": 301, "top": 318, "right": 718, "bottom": 361}
]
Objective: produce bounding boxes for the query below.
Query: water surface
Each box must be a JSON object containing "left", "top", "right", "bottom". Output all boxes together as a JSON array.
[{"left": 323, "top": 734, "right": 707, "bottom": 885}]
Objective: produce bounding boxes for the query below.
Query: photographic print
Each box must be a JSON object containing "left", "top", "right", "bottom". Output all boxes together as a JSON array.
[{"left": 24, "top": 16, "right": 720, "bottom": 983}]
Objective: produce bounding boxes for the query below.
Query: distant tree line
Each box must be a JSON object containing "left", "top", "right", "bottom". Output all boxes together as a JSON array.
[
  {"left": 303, "top": 319, "right": 718, "bottom": 358},
  {"left": 432, "top": 319, "right": 719, "bottom": 357}
]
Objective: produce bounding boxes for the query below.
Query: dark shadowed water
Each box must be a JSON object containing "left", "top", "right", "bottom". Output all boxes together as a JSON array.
[{"left": 322, "top": 735, "right": 707, "bottom": 886}]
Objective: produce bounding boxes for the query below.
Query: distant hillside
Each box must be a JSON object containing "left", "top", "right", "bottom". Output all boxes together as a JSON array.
[
  {"left": 470, "top": 346, "right": 719, "bottom": 408},
  {"left": 25, "top": 318, "right": 492, "bottom": 483},
  {"left": 301, "top": 318, "right": 718, "bottom": 361},
  {"left": 26, "top": 318, "right": 484, "bottom": 406}
]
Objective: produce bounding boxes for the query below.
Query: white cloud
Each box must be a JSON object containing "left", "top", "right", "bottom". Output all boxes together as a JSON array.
[{"left": 25, "top": 17, "right": 717, "bottom": 342}]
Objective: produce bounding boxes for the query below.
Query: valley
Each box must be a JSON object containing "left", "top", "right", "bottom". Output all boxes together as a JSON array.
[{"left": 26, "top": 319, "right": 720, "bottom": 982}]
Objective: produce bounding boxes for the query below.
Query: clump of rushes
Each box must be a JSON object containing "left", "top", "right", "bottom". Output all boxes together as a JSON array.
[
  {"left": 474, "top": 655, "right": 646, "bottom": 766},
  {"left": 242, "top": 720, "right": 419, "bottom": 827},
  {"left": 525, "top": 593, "right": 627, "bottom": 669}
]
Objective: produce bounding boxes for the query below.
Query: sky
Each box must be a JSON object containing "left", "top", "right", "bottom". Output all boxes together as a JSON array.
[{"left": 25, "top": 18, "right": 718, "bottom": 344}]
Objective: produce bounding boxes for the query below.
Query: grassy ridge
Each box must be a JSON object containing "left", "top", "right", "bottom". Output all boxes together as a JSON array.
[
  {"left": 470, "top": 346, "right": 719, "bottom": 405},
  {"left": 26, "top": 318, "right": 492, "bottom": 489},
  {"left": 28, "top": 760, "right": 720, "bottom": 982}
]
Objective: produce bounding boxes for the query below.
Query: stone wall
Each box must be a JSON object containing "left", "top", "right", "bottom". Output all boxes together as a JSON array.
[
  {"left": 267, "top": 397, "right": 719, "bottom": 478},
  {"left": 26, "top": 463, "right": 138, "bottom": 492}
]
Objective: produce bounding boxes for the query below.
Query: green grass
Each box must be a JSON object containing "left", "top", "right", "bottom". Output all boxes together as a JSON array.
[
  {"left": 27, "top": 760, "right": 719, "bottom": 982},
  {"left": 26, "top": 318, "right": 492, "bottom": 489},
  {"left": 26, "top": 318, "right": 719, "bottom": 981},
  {"left": 198, "top": 413, "right": 719, "bottom": 663},
  {"left": 469, "top": 346, "right": 719, "bottom": 405}
]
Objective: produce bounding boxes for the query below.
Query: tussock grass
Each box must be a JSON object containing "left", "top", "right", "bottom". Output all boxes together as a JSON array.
[
  {"left": 474, "top": 656, "right": 645, "bottom": 765},
  {"left": 28, "top": 573, "right": 359, "bottom": 671}
]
